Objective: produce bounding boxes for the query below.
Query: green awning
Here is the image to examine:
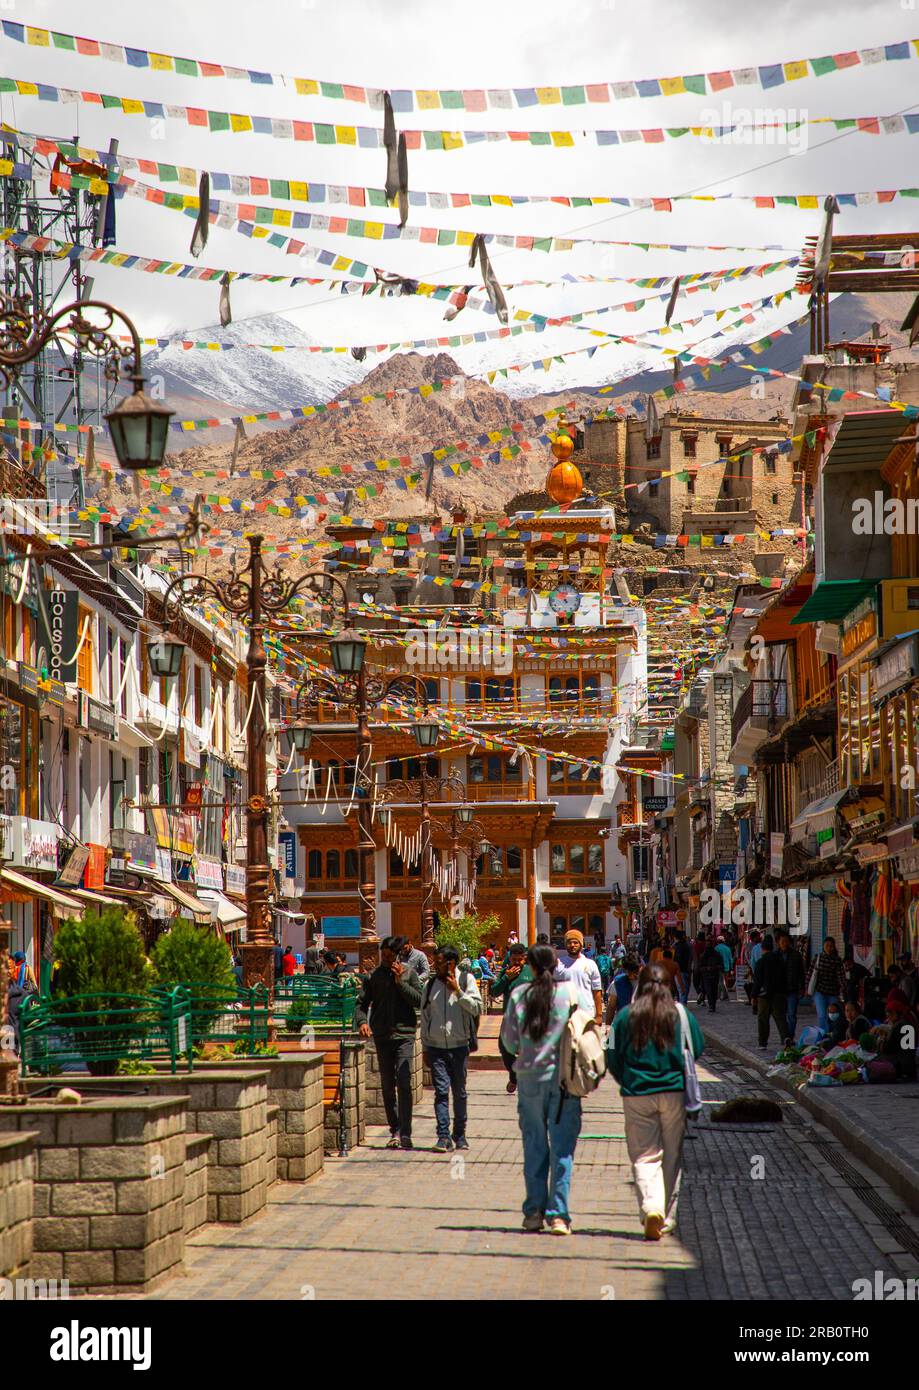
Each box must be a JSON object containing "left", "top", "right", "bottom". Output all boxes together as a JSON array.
[{"left": 790, "top": 579, "right": 878, "bottom": 625}]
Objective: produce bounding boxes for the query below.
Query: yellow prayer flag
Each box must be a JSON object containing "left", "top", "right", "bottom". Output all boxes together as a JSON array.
[
  {"left": 230, "top": 114, "right": 253, "bottom": 132},
  {"left": 442, "top": 131, "right": 464, "bottom": 150},
  {"left": 271, "top": 209, "right": 293, "bottom": 227},
  {"left": 149, "top": 53, "right": 173, "bottom": 71},
  {"left": 796, "top": 195, "right": 818, "bottom": 209},
  {"left": 416, "top": 90, "right": 441, "bottom": 110},
  {"left": 492, "top": 195, "right": 513, "bottom": 207},
  {"left": 88, "top": 178, "right": 108, "bottom": 195},
  {"left": 536, "top": 87, "right": 562, "bottom": 104},
  {"left": 550, "top": 131, "right": 574, "bottom": 146},
  {"left": 660, "top": 76, "right": 686, "bottom": 96},
  {"left": 177, "top": 167, "right": 197, "bottom": 186},
  {"left": 26, "top": 27, "right": 50, "bottom": 46},
  {"left": 363, "top": 221, "right": 384, "bottom": 239},
  {"left": 332, "top": 255, "right": 352, "bottom": 271},
  {"left": 700, "top": 535, "right": 714, "bottom": 548},
  {"left": 783, "top": 60, "right": 808, "bottom": 81},
  {"left": 289, "top": 181, "right": 308, "bottom": 201},
  {"left": 16, "top": 81, "right": 38, "bottom": 96},
  {"left": 456, "top": 229, "right": 474, "bottom": 246},
  {"left": 294, "top": 78, "right": 319, "bottom": 96},
  {"left": 335, "top": 125, "right": 357, "bottom": 145}
]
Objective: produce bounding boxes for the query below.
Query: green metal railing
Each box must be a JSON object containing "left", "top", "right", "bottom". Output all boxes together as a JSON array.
[
  {"left": 19, "top": 987, "right": 194, "bottom": 1077},
  {"left": 151, "top": 981, "right": 271, "bottom": 1053},
  {"left": 273, "top": 975, "right": 360, "bottom": 1036}
]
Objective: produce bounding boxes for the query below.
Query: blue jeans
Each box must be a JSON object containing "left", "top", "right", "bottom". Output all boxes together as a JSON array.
[
  {"left": 516, "top": 1075, "right": 582, "bottom": 1223},
  {"left": 814, "top": 991, "right": 838, "bottom": 1033},
  {"left": 785, "top": 993, "right": 799, "bottom": 1042},
  {"left": 427, "top": 1045, "right": 469, "bottom": 1140}
]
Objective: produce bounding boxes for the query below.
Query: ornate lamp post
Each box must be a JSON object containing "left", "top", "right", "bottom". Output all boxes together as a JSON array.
[
  {"left": 153, "top": 540, "right": 351, "bottom": 989},
  {"left": 293, "top": 665, "right": 443, "bottom": 965},
  {"left": 0, "top": 294, "right": 174, "bottom": 471}
]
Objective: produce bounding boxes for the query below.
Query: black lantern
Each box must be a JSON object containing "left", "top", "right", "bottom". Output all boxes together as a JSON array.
[
  {"left": 147, "top": 636, "right": 185, "bottom": 680},
  {"left": 329, "top": 628, "right": 367, "bottom": 676},
  {"left": 106, "top": 384, "right": 174, "bottom": 471},
  {"left": 289, "top": 725, "right": 313, "bottom": 753},
  {"left": 413, "top": 719, "right": 439, "bottom": 748}
]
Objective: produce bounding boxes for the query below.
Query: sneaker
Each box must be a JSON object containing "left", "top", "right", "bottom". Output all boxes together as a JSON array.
[
  {"left": 453, "top": 1136, "right": 469, "bottom": 1151},
  {"left": 522, "top": 1213, "right": 544, "bottom": 1232},
  {"left": 433, "top": 1137, "right": 454, "bottom": 1152},
  {"left": 506, "top": 1079, "right": 517, "bottom": 1094},
  {"left": 548, "top": 1217, "right": 572, "bottom": 1237},
  {"left": 644, "top": 1212, "right": 664, "bottom": 1241},
  {"left": 400, "top": 1136, "right": 413, "bottom": 1150},
  {"left": 385, "top": 1135, "right": 400, "bottom": 1149}
]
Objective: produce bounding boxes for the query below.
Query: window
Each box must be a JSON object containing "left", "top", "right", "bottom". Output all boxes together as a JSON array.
[
  {"left": 467, "top": 754, "right": 523, "bottom": 797},
  {"left": 0, "top": 697, "right": 38, "bottom": 816},
  {"left": 549, "top": 840, "right": 605, "bottom": 885},
  {"left": 119, "top": 638, "right": 129, "bottom": 717},
  {"left": 765, "top": 452, "right": 777, "bottom": 474},
  {"left": 110, "top": 751, "right": 127, "bottom": 831},
  {"left": 771, "top": 492, "right": 779, "bottom": 506},
  {"left": 193, "top": 664, "right": 204, "bottom": 726},
  {"left": 686, "top": 472, "right": 696, "bottom": 495},
  {"left": 631, "top": 844, "right": 651, "bottom": 881},
  {"left": 76, "top": 607, "right": 95, "bottom": 694},
  {"left": 548, "top": 758, "right": 602, "bottom": 794},
  {"left": 550, "top": 912, "right": 604, "bottom": 944},
  {"left": 548, "top": 671, "right": 602, "bottom": 709},
  {"left": 646, "top": 436, "right": 661, "bottom": 460},
  {"left": 682, "top": 434, "right": 697, "bottom": 458},
  {"left": 388, "top": 846, "right": 441, "bottom": 886},
  {"left": 716, "top": 435, "right": 732, "bottom": 456},
  {"left": 466, "top": 676, "right": 517, "bottom": 708},
  {"left": 386, "top": 755, "right": 439, "bottom": 783},
  {"left": 307, "top": 846, "right": 358, "bottom": 889},
  {"left": 475, "top": 844, "right": 523, "bottom": 884}
]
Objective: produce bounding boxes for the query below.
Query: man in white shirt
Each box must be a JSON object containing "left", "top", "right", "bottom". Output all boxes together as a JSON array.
[{"left": 558, "top": 929, "right": 603, "bottom": 1022}]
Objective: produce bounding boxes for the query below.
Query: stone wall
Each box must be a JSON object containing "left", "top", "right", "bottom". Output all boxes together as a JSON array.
[
  {"left": 322, "top": 1039, "right": 366, "bottom": 1155},
  {"left": 0, "top": 1131, "right": 35, "bottom": 1280},
  {"left": 266, "top": 1105, "right": 278, "bottom": 1187},
  {"left": 0, "top": 1098, "right": 186, "bottom": 1293},
  {"left": 184, "top": 1133, "right": 211, "bottom": 1239},
  {"left": 198, "top": 1055, "right": 324, "bottom": 1183}
]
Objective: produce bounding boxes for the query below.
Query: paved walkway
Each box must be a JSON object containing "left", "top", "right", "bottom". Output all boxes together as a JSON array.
[{"left": 144, "top": 1045, "right": 919, "bottom": 1301}]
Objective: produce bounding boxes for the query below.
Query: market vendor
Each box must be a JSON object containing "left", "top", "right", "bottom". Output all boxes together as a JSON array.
[
  {"left": 869, "top": 989, "right": 918, "bottom": 1082},
  {"left": 844, "top": 1000, "right": 871, "bottom": 1043}
]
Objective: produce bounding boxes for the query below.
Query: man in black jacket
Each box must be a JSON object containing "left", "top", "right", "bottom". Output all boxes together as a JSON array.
[
  {"left": 776, "top": 928, "right": 806, "bottom": 1042},
  {"left": 355, "top": 936, "right": 424, "bottom": 1150},
  {"left": 752, "top": 934, "right": 790, "bottom": 1050}
]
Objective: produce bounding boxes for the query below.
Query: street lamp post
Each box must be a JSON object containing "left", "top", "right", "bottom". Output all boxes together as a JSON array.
[
  {"left": 294, "top": 665, "right": 441, "bottom": 966},
  {"left": 155, "top": 538, "right": 351, "bottom": 990}
]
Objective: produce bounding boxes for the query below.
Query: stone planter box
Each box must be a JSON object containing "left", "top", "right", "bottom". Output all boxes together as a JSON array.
[
  {"left": 0, "top": 1130, "right": 36, "bottom": 1281},
  {"left": 365, "top": 1038, "right": 424, "bottom": 1125},
  {"left": 184, "top": 1133, "right": 211, "bottom": 1239},
  {"left": 23, "top": 1070, "right": 270, "bottom": 1226},
  {"left": 187, "top": 1055, "right": 324, "bottom": 1183},
  {"left": 302, "top": 1037, "right": 366, "bottom": 1154},
  {"left": 266, "top": 1105, "right": 278, "bottom": 1186},
  {"left": 0, "top": 1098, "right": 187, "bottom": 1293}
]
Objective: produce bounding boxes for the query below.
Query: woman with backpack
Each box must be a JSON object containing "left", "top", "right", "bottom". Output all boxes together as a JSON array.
[
  {"left": 499, "top": 944, "right": 582, "bottom": 1236},
  {"left": 607, "top": 962, "right": 704, "bottom": 1241}
]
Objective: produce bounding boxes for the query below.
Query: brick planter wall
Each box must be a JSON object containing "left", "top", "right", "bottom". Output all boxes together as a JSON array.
[
  {"left": 365, "top": 1037, "right": 423, "bottom": 1125},
  {"left": 183, "top": 1133, "right": 211, "bottom": 1238},
  {"left": 0, "top": 1098, "right": 187, "bottom": 1293},
  {"left": 23, "top": 1071, "right": 270, "bottom": 1226},
  {"left": 266, "top": 1105, "right": 278, "bottom": 1187},
  {"left": 0, "top": 1131, "right": 36, "bottom": 1280},
  {"left": 193, "top": 1056, "right": 324, "bottom": 1183},
  {"left": 319, "top": 1039, "right": 366, "bottom": 1154}
]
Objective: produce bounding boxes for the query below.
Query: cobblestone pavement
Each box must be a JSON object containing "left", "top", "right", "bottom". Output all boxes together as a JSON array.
[{"left": 138, "top": 1042, "right": 919, "bottom": 1302}]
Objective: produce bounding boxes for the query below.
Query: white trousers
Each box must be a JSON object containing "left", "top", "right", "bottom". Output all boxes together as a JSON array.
[{"left": 622, "top": 1091, "right": 686, "bottom": 1230}]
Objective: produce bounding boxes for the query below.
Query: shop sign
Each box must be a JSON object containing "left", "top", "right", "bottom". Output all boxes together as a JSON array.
[
  {"left": 56, "top": 843, "right": 90, "bottom": 887},
  {"left": 873, "top": 637, "right": 919, "bottom": 699},
  {"left": 83, "top": 694, "right": 119, "bottom": 741},
  {"left": 224, "top": 864, "right": 246, "bottom": 895},
  {"left": 642, "top": 796, "right": 668, "bottom": 813},
  {"left": 150, "top": 806, "right": 197, "bottom": 857},
  {"left": 898, "top": 845, "right": 919, "bottom": 880},
  {"left": 196, "top": 857, "right": 223, "bottom": 891},
  {"left": 182, "top": 727, "right": 201, "bottom": 769},
  {"left": 110, "top": 829, "right": 157, "bottom": 874},
  {"left": 17, "top": 663, "right": 38, "bottom": 698},
  {"left": 322, "top": 915, "right": 360, "bottom": 938},
  {"left": 656, "top": 910, "right": 678, "bottom": 930},
  {"left": 855, "top": 842, "right": 888, "bottom": 865},
  {"left": 841, "top": 598, "right": 878, "bottom": 662},
  {"left": 848, "top": 809, "right": 884, "bottom": 834},
  {"left": 816, "top": 825, "right": 837, "bottom": 859},
  {"left": 43, "top": 678, "right": 65, "bottom": 707},
  {"left": 185, "top": 783, "right": 203, "bottom": 812},
  {"left": 85, "top": 843, "right": 108, "bottom": 891},
  {"left": 37, "top": 586, "right": 78, "bottom": 685},
  {"left": 155, "top": 847, "right": 172, "bottom": 883},
  {"left": 13, "top": 817, "right": 59, "bottom": 872},
  {"left": 279, "top": 831, "right": 297, "bottom": 881},
  {"left": 769, "top": 833, "right": 784, "bottom": 877}
]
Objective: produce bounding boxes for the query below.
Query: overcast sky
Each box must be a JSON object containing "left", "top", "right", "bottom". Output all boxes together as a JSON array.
[{"left": 3, "top": 0, "right": 918, "bottom": 387}]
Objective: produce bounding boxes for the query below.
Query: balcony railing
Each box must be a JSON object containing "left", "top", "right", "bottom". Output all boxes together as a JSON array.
[{"left": 731, "top": 679, "right": 788, "bottom": 749}]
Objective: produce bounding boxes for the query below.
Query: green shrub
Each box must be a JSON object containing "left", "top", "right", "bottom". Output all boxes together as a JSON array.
[
  {"left": 52, "top": 908, "right": 152, "bottom": 1075},
  {"left": 151, "top": 919, "right": 235, "bottom": 998},
  {"left": 434, "top": 912, "right": 499, "bottom": 962}
]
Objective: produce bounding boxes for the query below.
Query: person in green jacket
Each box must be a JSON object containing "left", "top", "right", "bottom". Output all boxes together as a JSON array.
[
  {"left": 490, "top": 943, "right": 531, "bottom": 1093},
  {"left": 607, "top": 961, "right": 704, "bottom": 1241}
]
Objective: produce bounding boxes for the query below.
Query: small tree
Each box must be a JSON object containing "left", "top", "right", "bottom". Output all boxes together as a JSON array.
[
  {"left": 151, "top": 919, "right": 235, "bottom": 998},
  {"left": 52, "top": 907, "right": 152, "bottom": 1075},
  {"left": 434, "top": 912, "right": 499, "bottom": 962}
]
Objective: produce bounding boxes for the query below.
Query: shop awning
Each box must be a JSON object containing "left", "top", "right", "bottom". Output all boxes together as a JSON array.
[
  {"left": 153, "top": 879, "right": 212, "bottom": 923},
  {"left": 196, "top": 890, "right": 246, "bottom": 929},
  {"left": 70, "top": 888, "right": 124, "bottom": 909},
  {"left": 0, "top": 867, "right": 84, "bottom": 916},
  {"left": 790, "top": 787, "right": 848, "bottom": 831},
  {"left": 791, "top": 580, "right": 878, "bottom": 626}
]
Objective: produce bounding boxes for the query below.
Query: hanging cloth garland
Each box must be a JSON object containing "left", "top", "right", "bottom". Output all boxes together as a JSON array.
[
  {"left": 469, "top": 233, "right": 508, "bottom": 325},
  {"left": 190, "top": 170, "right": 210, "bottom": 258}
]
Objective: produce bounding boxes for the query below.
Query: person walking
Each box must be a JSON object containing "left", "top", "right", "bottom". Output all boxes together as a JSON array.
[
  {"left": 806, "top": 936, "right": 847, "bottom": 1034},
  {"left": 491, "top": 942, "right": 531, "bottom": 1094},
  {"left": 714, "top": 936, "right": 733, "bottom": 1001},
  {"left": 399, "top": 936, "right": 431, "bottom": 982},
  {"left": 557, "top": 928, "right": 603, "bottom": 1022},
  {"left": 499, "top": 945, "right": 581, "bottom": 1236},
  {"left": 280, "top": 945, "right": 297, "bottom": 978},
  {"left": 355, "top": 936, "right": 424, "bottom": 1150},
  {"left": 606, "top": 954, "right": 641, "bottom": 1023},
  {"left": 699, "top": 937, "right": 723, "bottom": 1013},
  {"left": 420, "top": 946, "right": 481, "bottom": 1151},
  {"left": 752, "top": 933, "right": 789, "bottom": 1050},
  {"left": 776, "top": 929, "right": 805, "bottom": 1042},
  {"left": 607, "top": 962, "right": 704, "bottom": 1241},
  {"left": 673, "top": 931, "right": 693, "bottom": 1006}
]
